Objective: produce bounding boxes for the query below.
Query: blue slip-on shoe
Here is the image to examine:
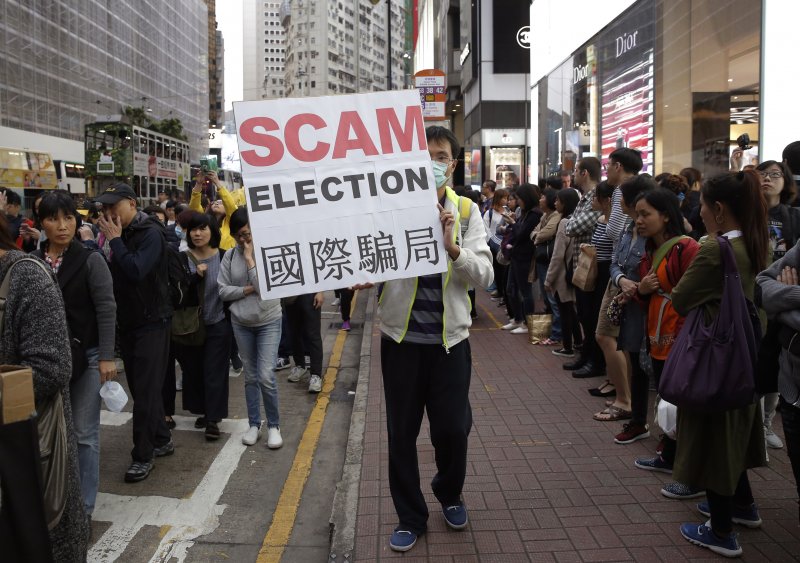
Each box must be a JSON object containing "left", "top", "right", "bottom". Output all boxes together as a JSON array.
[
  {"left": 634, "top": 455, "right": 673, "bottom": 474},
  {"left": 389, "top": 528, "right": 418, "bottom": 552},
  {"left": 442, "top": 502, "right": 469, "bottom": 530},
  {"left": 697, "top": 501, "right": 762, "bottom": 529},
  {"left": 680, "top": 522, "right": 742, "bottom": 558}
]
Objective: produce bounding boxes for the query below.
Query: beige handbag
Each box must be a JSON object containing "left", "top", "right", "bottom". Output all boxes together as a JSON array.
[{"left": 571, "top": 244, "right": 598, "bottom": 291}]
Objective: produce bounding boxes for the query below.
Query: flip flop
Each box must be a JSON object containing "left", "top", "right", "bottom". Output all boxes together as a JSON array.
[{"left": 593, "top": 405, "right": 632, "bottom": 422}]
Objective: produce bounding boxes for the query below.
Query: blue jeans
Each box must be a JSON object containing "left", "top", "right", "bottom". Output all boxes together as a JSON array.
[
  {"left": 535, "top": 261, "right": 562, "bottom": 340},
  {"left": 69, "top": 347, "right": 101, "bottom": 515},
  {"left": 233, "top": 319, "right": 282, "bottom": 428}
]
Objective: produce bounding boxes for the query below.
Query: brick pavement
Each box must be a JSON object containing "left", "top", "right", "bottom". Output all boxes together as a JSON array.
[{"left": 352, "top": 289, "right": 800, "bottom": 562}]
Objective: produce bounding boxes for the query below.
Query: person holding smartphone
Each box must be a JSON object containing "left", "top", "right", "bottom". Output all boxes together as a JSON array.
[{"left": 189, "top": 170, "right": 238, "bottom": 251}]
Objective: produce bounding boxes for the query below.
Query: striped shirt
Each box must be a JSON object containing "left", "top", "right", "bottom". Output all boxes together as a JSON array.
[
  {"left": 606, "top": 187, "right": 632, "bottom": 250},
  {"left": 403, "top": 273, "right": 444, "bottom": 344},
  {"left": 591, "top": 221, "right": 614, "bottom": 261}
]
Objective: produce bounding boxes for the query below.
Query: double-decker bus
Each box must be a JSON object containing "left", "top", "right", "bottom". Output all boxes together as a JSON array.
[
  {"left": 84, "top": 119, "right": 191, "bottom": 201},
  {"left": 0, "top": 147, "right": 58, "bottom": 210},
  {"left": 53, "top": 160, "right": 86, "bottom": 194}
]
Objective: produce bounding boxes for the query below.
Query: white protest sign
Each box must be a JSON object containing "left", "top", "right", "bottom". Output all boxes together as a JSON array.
[{"left": 233, "top": 90, "right": 447, "bottom": 300}]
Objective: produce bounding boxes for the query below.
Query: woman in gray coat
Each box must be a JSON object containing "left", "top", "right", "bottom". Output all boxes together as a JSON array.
[{"left": 0, "top": 215, "right": 88, "bottom": 562}]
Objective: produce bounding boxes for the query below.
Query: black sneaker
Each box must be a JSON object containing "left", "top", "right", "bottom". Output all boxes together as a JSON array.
[
  {"left": 205, "top": 421, "right": 221, "bottom": 441},
  {"left": 153, "top": 440, "right": 175, "bottom": 457},
  {"left": 124, "top": 460, "right": 154, "bottom": 482},
  {"left": 552, "top": 348, "right": 575, "bottom": 358},
  {"left": 194, "top": 416, "right": 207, "bottom": 429}
]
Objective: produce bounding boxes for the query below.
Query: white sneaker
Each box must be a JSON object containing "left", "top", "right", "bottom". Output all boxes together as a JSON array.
[
  {"left": 765, "top": 427, "right": 784, "bottom": 449},
  {"left": 288, "top": 366, "right": 308, "bottom": 382},
  {"left": 331, "top": 298, "right": 341, "bottom": 307},
  {"left": 242, "top": 424, "right": 262, "bottom": 446},
  {"left": 502, "top": 321, "right": 522, "bottom": 330},
  {"left": 510, "top": 326, "right": 528, "bottom": 334},
  {"left": 308, "top": 374, "right": 322, "bottom": 393},
  {"left": 267, "top": 427, "right": 283, "bottom": 449}
]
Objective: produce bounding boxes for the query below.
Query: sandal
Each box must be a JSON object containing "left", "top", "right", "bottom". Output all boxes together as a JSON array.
[
  {"left": 593, "top": 405, "right": 632, "bottom": 422},
  {"left": 589, "top": 380, "right": 616, "bottom": 397},
  {"left": 541, "top": 338, "right": 561, "bottom": 347}
]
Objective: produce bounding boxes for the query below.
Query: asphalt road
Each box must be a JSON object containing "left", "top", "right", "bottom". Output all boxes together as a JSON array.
[{"left": 88, "top": 290, "right": 368, "bottom": 563}]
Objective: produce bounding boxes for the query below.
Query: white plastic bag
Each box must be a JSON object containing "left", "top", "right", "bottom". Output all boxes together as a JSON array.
[
  {"left": 99, "top": 381, "right": 128, "bottom": 413},
  {"left": 656, "top": 397, "right": 677, "bottom": 439}
]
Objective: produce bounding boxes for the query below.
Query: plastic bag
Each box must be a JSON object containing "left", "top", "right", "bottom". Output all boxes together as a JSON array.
[
  {"left": 99, "top": 381, "right": 128, "bottom": 413},
  {"left": 656, "top": 397, "right": 677, "bottom": 439}
]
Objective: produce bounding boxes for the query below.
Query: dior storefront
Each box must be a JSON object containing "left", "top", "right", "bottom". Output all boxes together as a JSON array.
[{"left": 533, "top": 0, "right": 767, "bottom": 179}]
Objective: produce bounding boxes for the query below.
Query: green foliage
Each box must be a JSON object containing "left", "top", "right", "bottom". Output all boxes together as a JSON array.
[{"left": 122, "top": 106, "right": 188, "bottom": 141}]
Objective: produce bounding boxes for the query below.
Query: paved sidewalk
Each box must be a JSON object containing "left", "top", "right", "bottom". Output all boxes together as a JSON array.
[{"left": 351, "top": 289, "right": 799, "bottom": 562}]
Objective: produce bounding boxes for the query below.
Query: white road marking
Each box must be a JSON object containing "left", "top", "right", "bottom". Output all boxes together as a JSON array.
[
  {"left": 100, "top": 411, "right": 133, "bottom": 426},
  {"left": 89, "top": 419, "right": 249, "bottom": 562}
]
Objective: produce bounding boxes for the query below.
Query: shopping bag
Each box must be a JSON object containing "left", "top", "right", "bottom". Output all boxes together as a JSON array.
[
  {"left": 571, "top": 244, "right": 598, "bottom": 291},
  {"left": 526, "top": 314, "right": 552, "bottom": 344},
  {"left": 656, "top": 398, "right": 678, "bottom": 439}
]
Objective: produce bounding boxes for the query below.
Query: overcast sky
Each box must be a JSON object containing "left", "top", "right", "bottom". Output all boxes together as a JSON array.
[{"left": 217, "top": 2, "right": 244, "bottom": 114}]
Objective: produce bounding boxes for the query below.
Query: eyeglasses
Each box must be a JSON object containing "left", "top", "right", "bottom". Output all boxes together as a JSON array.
[
  {"left": 758, "top": 171, "right": 783, "bottom": 180},
  {"left": 432, "top": 156, "right": 455, "bottom": 165},
  {"left": 236, "top": 231, "right": 252, "bottom": 239},
  {"left": 603, "top": 161, "right": 619, "bottom": 172}
]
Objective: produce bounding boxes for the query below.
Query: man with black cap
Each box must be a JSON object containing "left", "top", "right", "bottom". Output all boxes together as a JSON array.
[{"left": 96, "top": 183, "right": 174, "bottom": 482}]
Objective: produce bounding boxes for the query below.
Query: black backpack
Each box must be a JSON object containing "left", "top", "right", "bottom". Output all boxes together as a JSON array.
[{"left": 164, "top": 245, "right": 191, "bottom": 308}]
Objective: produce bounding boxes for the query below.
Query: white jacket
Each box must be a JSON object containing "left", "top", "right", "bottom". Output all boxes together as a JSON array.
[{"left": 377, "top": 187, "right": 494, "bottom": 349}]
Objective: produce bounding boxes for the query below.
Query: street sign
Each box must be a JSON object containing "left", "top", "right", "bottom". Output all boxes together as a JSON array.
[{"left": 413, "top": 69, "right": 446, "bottom": 121}]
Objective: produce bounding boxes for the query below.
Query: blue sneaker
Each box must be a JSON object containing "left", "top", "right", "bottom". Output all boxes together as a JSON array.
[
  {"left": 634, "top": 455, "right": 673, "bottom": 474},
  {"left": 389, "top": 528, "right": 418, "bottom": 552},
  {"left": 697, "top": 501, "right": 762, "bottom": 529},
  {"left": 485, "top": 283, "right": 497, "bottom": 292},
  {"left": 680, "top": 522, "right": 742, "bottom": 558},
  {"left": 442, "top": 502, "right": 468, "bottom": 530}
]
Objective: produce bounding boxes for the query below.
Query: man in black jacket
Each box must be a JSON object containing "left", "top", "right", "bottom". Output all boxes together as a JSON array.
[{"left": 97, "top": 183, "right": 174, "bottom": 482}]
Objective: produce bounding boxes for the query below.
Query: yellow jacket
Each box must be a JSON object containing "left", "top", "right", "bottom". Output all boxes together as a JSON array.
[{"left": 189, "top": 186, "right": 237, "bottom": 250}]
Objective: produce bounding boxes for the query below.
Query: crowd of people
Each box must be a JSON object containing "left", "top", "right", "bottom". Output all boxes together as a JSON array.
[
  {"left": 0, "top": 170, "right": 350, "bottom": 561},
  {"left": 465, "top": 142, "right": 800, "bottom": 558},
  {"left": 2, "top": 134, "right": 800, "bottom": 560}
]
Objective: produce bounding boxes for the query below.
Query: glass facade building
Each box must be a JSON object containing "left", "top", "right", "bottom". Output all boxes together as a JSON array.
[
  {"left": 0, "top": 1, "right": 209, "bottom": 162},
  {"left": 535, "top": 0, "right": 762, "bottom": 179}
]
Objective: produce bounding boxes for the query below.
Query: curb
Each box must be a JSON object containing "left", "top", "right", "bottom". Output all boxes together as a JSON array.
[{"left": 328, "top": 287, "right": 375, "bottom": 562}]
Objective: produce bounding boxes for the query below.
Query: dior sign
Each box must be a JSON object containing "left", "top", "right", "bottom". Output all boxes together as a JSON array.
[{"left": 616, "top": 30, "right": 639, "bottom": 57}]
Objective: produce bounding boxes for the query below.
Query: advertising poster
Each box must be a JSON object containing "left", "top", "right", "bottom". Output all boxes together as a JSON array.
[
  {"left": 233, "top": 90, "right": 447, "bottom": 300},
  {"left": 598, "top": 0, "right": 655, "bottom": 173}
]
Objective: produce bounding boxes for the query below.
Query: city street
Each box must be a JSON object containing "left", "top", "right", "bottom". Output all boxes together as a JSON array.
[{"left": 88, "top": 288, "right": 798, "bottom": 562}]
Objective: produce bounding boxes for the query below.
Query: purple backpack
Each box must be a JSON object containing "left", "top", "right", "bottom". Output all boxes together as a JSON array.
[{"left": 658, "top": 236, "right": 759, "bottom": 412}]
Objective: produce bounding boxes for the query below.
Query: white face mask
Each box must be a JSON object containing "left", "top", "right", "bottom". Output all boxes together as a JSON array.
[{"left": 431, "top": 160, "right": 450, "bottom": 188}]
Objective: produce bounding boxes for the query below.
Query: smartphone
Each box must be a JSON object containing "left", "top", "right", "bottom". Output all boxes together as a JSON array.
[
  {"left": 503, "top": 205, "right": 510, "bottom": 212},
  {"left": 201, "top": 155, "right": 219, "bottom": 173}
]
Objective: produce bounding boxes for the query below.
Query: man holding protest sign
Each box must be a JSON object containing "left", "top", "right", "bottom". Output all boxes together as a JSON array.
[
  {"left": 233, "top": 93, "right": 491, "bottom": 551},
  {"left": 377, "top": 126, "right": 493, "bottom": 551}
]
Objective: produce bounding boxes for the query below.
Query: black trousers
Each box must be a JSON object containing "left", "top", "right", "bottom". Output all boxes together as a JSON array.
[
  {"left": 575, "top": 262, "right": 610, "bottom": 369},
  {"left": 120, "top": 320, "right": 172, "bottom": 462},
  {"left": 278, "top": 309, "right": 292, "bottom": 359},
  {"left": 629, "top": 351, "right": 650, "bottom": 427},
  {"left": 555, "top": 294, "right": 581, "bottom": 351},
  {"left": 381, "top": 338, "right": 473, "bottom": 535},
  {"left": 286, "top": 294, "right": 323, "bottom": 376},
  {"left": 707, "top": 472, "right": 755, "bottom": 535},
  {"left": 176, "top": 318, "right": 232, "bottom": 422},
  {"left": 161, "top": 347, "right": 177, "bottom": 417},
  {"left": 651, "top": 358, "right": 677, "bottom": 464},
  {"left": 780, "top": 397, "right": 800, "bottom": 509},
  {"left": 340, "top": 288, "right": 354, "bottom": 322}
]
